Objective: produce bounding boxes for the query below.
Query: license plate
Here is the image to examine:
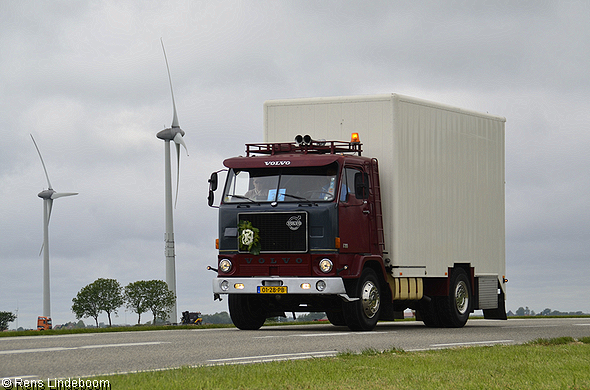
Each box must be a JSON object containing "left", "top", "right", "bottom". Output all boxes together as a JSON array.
[{"left": 257, "top": 286, "right": 288, "bottom": 294}]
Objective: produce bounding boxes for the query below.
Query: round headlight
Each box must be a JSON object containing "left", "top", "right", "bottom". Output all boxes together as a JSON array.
[
  {"left": 318, "top": 258, "right": 333, "bottom": 273},
  {"left": 219, "top": 259, "right": 232, "bottom": 273},
  {"left": 220, "top": 280, "right": 230, "bottom": 291}
]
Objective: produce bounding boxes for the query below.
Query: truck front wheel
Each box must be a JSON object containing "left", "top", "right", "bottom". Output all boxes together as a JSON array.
[
  {"left": 326, "top": 309, "right": 346, "bottom": 326},
  {"left": 343, "top": 268, "right": 381, "bottom": 331},
  {"left": 228, "top": 294, "right": 267, "bottom": 330}
]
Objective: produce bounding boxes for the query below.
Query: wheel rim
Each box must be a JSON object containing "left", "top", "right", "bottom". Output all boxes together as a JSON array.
[
  {"left": 361, "top": 280, "right": 380, "bottom": 318},
  {"left": 455, "top": 280, "right": 469, "bottom": 315}
]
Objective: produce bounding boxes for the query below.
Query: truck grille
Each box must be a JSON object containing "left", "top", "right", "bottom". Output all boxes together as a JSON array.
[{"left": 238, "top": 212, "right": 308, "bottom": 253}]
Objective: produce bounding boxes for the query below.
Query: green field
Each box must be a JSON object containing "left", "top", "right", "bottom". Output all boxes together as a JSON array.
[
  {"left": 86, "top": 337, "right": 590, "bottom": 390},
  {"left": 0, "top": 323, "right": 234, "bottom": 337}
]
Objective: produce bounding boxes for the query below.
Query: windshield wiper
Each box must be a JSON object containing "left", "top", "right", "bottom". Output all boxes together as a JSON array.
[
  {"left": 282, "top": 193, "right": 308, "bottom": 201},
  {"left": 227, "top": 194, "right": 256, "bottom": 203}
]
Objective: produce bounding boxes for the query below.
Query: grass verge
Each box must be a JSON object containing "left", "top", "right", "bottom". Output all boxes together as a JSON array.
[
  {"left": 84, "top": 338, "right": 590, "bottom": 390},
  {"left": 0, "top": 324, "right": 235, "bottom": 337}
]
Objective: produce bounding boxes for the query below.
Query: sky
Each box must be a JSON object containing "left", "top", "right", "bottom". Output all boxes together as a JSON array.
[{"left": 1, "top": 1, "right": 589, "bottom": 329}]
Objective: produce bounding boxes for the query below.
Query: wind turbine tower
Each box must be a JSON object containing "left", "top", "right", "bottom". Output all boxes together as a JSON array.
[
  {"left": 156, "top": 39, "right": 188, "bottom": 323},
  {"left": 31, "top": 135, "right": 78, "bottom": 318}
]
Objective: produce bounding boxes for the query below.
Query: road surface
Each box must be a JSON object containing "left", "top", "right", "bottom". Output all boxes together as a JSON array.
[{"left": 1, "top": 317, "right": 589, "bottom": 381}]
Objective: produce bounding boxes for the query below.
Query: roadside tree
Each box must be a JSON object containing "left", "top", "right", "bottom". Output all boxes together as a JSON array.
[
  {"left": 72, "top": 278, "right": 123, "bottom": 327},
  {"left": 124, "top": 280, "right": 176, "bottom": 325},
  {"left": 94, "top": 278, "right": 123, "bottom": 326},
  {"left": 0, "top": 311, "right": 17, "bottom": 331},
  {"left": 72, "top": 283, "right": 101, "bottom": 327},
  {"left": 124, "top": 280, "right": 150, "bottom": 325},
  {"left": 144, "top": 280, "right": 176, "bottom": 324}
]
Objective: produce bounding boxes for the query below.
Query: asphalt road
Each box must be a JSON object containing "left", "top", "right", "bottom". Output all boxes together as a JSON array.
[{"left": 1, "top": 317, "right": 589, "bottom": 381}]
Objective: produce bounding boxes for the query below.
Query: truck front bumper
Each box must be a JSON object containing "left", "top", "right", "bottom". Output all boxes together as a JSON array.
[{"left": 212, "top": 276, "right": 357, "bottom": 301}]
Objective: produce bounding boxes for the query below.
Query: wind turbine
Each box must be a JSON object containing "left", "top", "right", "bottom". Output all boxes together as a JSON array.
[
  {"left": 156, "top": 39, "right": 188, "bottom": 323},
  {"left": 31, "top": 134, "right": 78, "bottom": 318}
]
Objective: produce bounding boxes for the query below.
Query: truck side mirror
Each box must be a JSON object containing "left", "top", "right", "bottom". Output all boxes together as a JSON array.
[
  {"left": 208, "top": 190, "right": 215, "bottom": 207},
  {"left": 209, "top": 172, "right": 218, "bottom": 191},
  {"left": 208, "top": 172, "right": 218, "bottom": 207}
]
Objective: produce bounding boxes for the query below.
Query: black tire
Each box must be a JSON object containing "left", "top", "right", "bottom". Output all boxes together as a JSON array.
[
  {"left": 325, "top": 308, "right": 346, "bottom": 326},
  {"left": 343, "top": 268, "right": 381, "bottom": 331},
  {"left": 438, "top": 268, "right": 472, "bottom": 328},
  {"left": 416, "top": 297, "right": 443, "bottom": 328},
  {"left": 228, "top": 294, "right": 267, "bottom": 330}
]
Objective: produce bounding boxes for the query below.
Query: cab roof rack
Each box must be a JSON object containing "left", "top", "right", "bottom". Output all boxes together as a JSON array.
[{"left": 245, "top": 140, "right": 363, "bottom": 157}]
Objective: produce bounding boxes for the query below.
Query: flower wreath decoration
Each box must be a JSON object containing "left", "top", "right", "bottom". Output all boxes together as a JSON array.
[{"left": 238, "top": 220, "right": 261, "bottom": 255}]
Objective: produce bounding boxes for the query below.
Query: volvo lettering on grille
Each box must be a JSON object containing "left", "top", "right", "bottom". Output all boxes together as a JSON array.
[{"left": 286, "top": 215, "right": 303, "bottom": 231}]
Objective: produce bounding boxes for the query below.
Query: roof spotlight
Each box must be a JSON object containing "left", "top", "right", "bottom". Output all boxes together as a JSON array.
[
  {"left": 295, "top": 134, "right": 303, "bottom": 146},
  {"left": 303, "top": 134, "right": 312, "bottom": 145}
]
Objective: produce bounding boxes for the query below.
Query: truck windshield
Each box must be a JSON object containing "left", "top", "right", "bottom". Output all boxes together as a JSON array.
[{"left": 222, "top": 163, "right": 339, "bottom": 203}]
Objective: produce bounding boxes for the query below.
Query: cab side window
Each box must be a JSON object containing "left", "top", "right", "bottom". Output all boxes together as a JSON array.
[
  {"left": 354, "top": 171, "right": 369, "bottom": 199},
  {"left": 343, "top": 167, "right": 369, "bottom": 202}
]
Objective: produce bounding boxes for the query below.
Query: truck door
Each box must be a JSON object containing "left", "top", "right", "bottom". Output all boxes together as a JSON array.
[{"left": 338, "top": 165, "right": 372, "bottom": 253}]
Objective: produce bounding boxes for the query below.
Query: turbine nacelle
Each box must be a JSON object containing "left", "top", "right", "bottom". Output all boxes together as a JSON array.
[
  {"left": 37, "top": 189, "right": 78, "bottom": 200},
  {"left": 156, "top": 126, "right": 185, "bottom": 141},
  {"left": 38, "top": 189, "right": 55, "bottom": 199}
]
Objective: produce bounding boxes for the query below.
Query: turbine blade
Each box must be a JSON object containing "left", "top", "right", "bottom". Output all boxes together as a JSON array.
[
  {"left": 173, "top": 132, "right": 188, "bottom": 155},
  {"left": 161, "top": 38, "right": 179, "bottom": 128},
  {"left": 51, "top": 192, "right": 79, "bottom": 199},
  {"left": 172, "top": 132, "right": 188, "bottom": 209},
  {"left": 47, "top": 198, "right": 53, "bottom": 226},
  {"left": 39, "top": 198, "right": 52, "bottom": 256},
  {"left": 30, "top": 134, "right": 53, "bottom": 190},
  {"left": 175, "top": 142, "right": 180, "bottom": 208}
]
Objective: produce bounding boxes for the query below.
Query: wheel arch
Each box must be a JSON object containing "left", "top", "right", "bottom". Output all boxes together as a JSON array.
[
  {"left": 342, "top": 255, "right": 388, "bottom": 298},
  {"left": 452, "top": 263, "right": 475, "bottom": 296}
]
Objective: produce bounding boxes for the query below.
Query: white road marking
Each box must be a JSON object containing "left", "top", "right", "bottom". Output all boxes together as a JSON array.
[
  {"left": 207, "top": 351, "right": 338, "bottom": 365},
  {"left": 2, "top": 376, "right": 40, "bottom": 381},
  {"left": 0, "top": 333, "right": 96, "bottom": 341},
  {"left": 430, "top": 340, "right": 514, "bottom": 348},
  {"left": 253, "top": 331, "right": 390, "bottom": 339},
  {"left": 0, "top": 341, "right": 169, "bottom": 355},
  {"left": 503, "top": 325, "right": 560, "bottom": 329}
]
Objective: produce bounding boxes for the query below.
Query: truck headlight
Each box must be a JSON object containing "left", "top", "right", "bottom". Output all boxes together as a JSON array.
[
  {"left": 220, "top": 280, "right": 230, "bottom": 291},
  {"left": 319, "top": 258, "right": 333, "bottom": 273},
  {"left": 219, "top": 259, "right": 232, "bottom": 273}
]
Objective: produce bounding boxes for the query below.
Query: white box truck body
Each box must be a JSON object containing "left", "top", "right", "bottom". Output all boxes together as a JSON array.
[{"left": 264, "top": 93, "right": 505, "bottom": 286}]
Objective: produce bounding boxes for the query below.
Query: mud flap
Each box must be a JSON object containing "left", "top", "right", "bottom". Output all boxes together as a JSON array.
[{"left": 483, "top": 289, "right": 507, "bottom": 320}]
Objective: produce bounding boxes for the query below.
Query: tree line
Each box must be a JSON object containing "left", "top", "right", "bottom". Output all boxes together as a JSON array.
[
  {"left": 71, "top": 278, "right": 175, "bottom": 327},
  {"left": 508, "top": 307, "right": 588, "bottom": 317}
]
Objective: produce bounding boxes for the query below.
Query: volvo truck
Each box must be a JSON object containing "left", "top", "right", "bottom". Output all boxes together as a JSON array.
[{"left": 208, "top": 94, "right": 506, "bottom": 331}]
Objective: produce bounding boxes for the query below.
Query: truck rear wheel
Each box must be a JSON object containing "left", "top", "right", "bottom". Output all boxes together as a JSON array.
[
  {"left": 228, "top": 294, "right": 267, "bottom": 330},
  {"left": 343, "top": 268, "right": 381, "bottom": 331},
  {"left": 416, "top": 298, "right": 443, "bottom": 327},
  {"left": 439, "top": 268, "right": 472, "bottom": 328}
]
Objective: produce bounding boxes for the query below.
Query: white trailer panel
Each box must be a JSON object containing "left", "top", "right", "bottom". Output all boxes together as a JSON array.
[{"left": 264, "top": 94, "right": 505, "bottom": 285}]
